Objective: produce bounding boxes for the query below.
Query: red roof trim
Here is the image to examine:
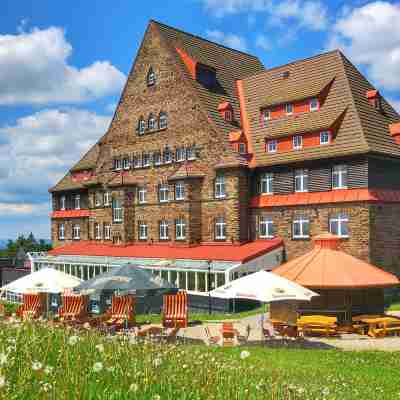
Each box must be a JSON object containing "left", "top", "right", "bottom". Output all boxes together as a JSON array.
[
  {"left": 250, "top": 189, "right": 400, "bottom": 208},
  {"left": 48, "top": 239, "right": 283, "bottom": 263},
  {"left": 51, "top": 210, "right": 92, "bottom": 219}
]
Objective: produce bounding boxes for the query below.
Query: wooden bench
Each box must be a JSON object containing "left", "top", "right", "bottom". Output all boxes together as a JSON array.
[
  {"left": 162, "top": 291, "right": 188, "bottom": 328},
  {"left": 297, "top": 315, "right": 338, "bottom": 337}
]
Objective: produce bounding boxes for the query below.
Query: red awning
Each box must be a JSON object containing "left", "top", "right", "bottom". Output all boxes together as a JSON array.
[{"left": 51, "top": 210, "right": 92, "bottom": 219}]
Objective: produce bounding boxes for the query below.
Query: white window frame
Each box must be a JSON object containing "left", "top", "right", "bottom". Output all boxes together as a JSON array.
[
  {"left": 138, "top": 187, "right": 147, "bottom": 204},
  {"left": 148, "top": 114, "right": 156, "bottom": 130},
  {"left": 186, "top": 146, "right": 196, "bottom": 160},
  {"left": 329, "top": 214, "right": 349, "bottom": 238},
  {"left": 147, "top": 68, "right": 156, "bottom": 86},
  {"left": 164, "top": 149, "right": 172, "bottom": 164},
  {"left": 176, "top": 148, "right": 186, "bottom": 162},
  {"left": 310, "top": 98, "right": 319, "bottom": 112},
  {"left": 114, "top": 159, "right": 122, "bottom": 171},
  {"left": 58, "top": 223, "right": 65, "bottom": 240},
  {"left": 159, "top": 220, "right": 169, "bottom": 240},
  {"left": 60, "top": 196, "right": 66, "bottom": 211},
  {"left": 175, "top": 181, "right": 185, "bottom": 201},
  {"left": 293, "top": 135, "right": 303, "bottom": 150},
  {"left": 134, "top": 155, "right": 142, "bottom": 169},
  {"left": 103, "top": 192, "right": 111, "bottom": 206},
  {"left": 123, "top": 158, "right": 130, "bottom": 170},
  {"left": 73, "top": 224, "right": 81, "bottom": 240},
  {"left": 320, "top": 131, "right": 330, "bottom": 145},
  {"left": 238, "top": 143, "right": 246, "bottom": 154},
  {"left": 285, "top": 103, "right": 293, "bottom": 115},
  {"left": 159, "top": 112, "right": 168, "bottom": 130},
  {"left": 215, "top": 217, "right": 227, "bottom": 240},
  {"left": 175, "top": 218, "right": 186, "bottom": 240},
  {"left": 138, "top": 119, "right": 146, "bottom": 135},
  {"left": 95, "top": 223, "right": 102, "bottom": 240},
  {"left": 260, "top": 173, "right": 273, "bottom": 195},
  {"left": 259, "top": 217, "right": 274, "bottom": 239},
  {"left": 154, "top": 152, "right": 162, "bottom": 166},
  {"left": 95, "top": 192, "right": 102, "bottom": 207},
  {"left": 104, "top": 224, "right": 111, "bottom": 240},
  {"left": 292, "top": 217, "right": 310, "bottom": 239},
  {"left": 74, "top": 195, "right": 81, "bottom": 210},
  {"left": 143, "top": 153, "right": 151, "bottom": 167},
  {"left": 159, "top": 184, "right": 169, "bottom": 203},
  {"left": 138, "top": 222, "right": 148, "bottom": 240},
  {"left": 112, "top": 199, "right": 123, "bottom": 223},
  {"left": 267, "top": 140, "right": 277, "bottom": 153},
  {"left": 294, "top": 169, "right": 309, "bottom": 193},
  {"left": 332, "top": 165, "right": 348, "bottom": 189},
  {"left": 263, "top": 109, "right": 271, "bottom": 124},
  {"left": 215, "top": 175, "right": 226, "bottom": 199}
]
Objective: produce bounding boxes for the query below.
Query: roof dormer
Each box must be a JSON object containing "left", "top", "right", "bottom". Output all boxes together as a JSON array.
[
  {"left": 366, "top": 90, "right": 382, "bottom": 111},
  {"left": 218, "top": 102, "right": 233, "bottom": 122}
]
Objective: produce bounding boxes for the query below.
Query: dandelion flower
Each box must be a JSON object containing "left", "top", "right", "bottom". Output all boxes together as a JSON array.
[
  {"left": 153, "top": 358, "right": 162, "bottom": 367},
  {"left": 240, "top": 350, "right": 250, "bottom": 360},
  {"left": 32, "top": 361, "right": 43, "bottom": 371},
  {"left": 93, "top": 362, "right": 103, "bottom": 373},
  {"left": 44, "top": 365, "right": 53, "bottom": 375},
  {"left": 95, "top": 344, "right": 104, "bottom": 353},
  {"left": 0, "top": 353, "right": 7, "bottom": 366},
  {"left": 0, "top": 376, "right": 5, "bottom": 388},
  {"left": 129, "top": 383, "right": 139, "bottom": 392},
  {"left": 68, "top": 335, "right": 79, "bottom": 346}
]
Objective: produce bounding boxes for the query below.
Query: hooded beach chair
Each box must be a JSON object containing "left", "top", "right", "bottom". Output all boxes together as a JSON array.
[
  {"left": 16, "top": 293, "right": 46, "bottom": 320},
  {"left": 162, "top": 291, "right": 188, "bottom": 328},
  {"left": 103, "top": 294, "right": 135, "bottom": 330},
  {"left": 58, "top": 294, "right": 89, "bottom": 323}
]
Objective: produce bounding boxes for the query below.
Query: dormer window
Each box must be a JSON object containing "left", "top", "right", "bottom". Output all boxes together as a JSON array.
[
  {"left": 224, "top": 110, "right": 233, "bottom": 122},
  {"left": 320, "top": 131, "right": 330, "bottom": 145},
  {"left": 285, "top": 103, "right": 293, "bottom": 115},
  {"left": 309, "top": 98, "right": 319, "bottom": 112},
  {"left": 147, "top": 67, "right": 156, "bottom": 86},
  {"left": 366, "top": 90, "right": 382, "bottom": 110},
  {"left": 293, "top": 135, "right": 303, "bottom": 150},
  {"left": 159, "top": 112, "right": 168, "bottom": 129},
  {"left": 138, "top": 118, "right": 145, "bottom": 135},
  {"left": 196, "top": 64, "right": 216, "bottom": 89},
  {"left": 263, "top": 110, "right": 271, "bottom": 125},
  {"left": 148, "top": 113, "right": 156, "bottom": 130},
  {"left": 218, "top": 102, "right": 233, "bottom": 122}
]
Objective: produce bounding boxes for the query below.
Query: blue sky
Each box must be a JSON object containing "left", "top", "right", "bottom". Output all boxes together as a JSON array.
[{"left": 0, "top": 0, "right": 399, "bottom": 239}]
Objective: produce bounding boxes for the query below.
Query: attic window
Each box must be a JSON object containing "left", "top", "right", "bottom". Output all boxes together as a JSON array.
[
  {"left": 218, "top": 102, "right": 233, "bottom": 122},
  {"left": 224, "top": 110, "right": 233, "bottom": 122},
  {"left": 282, "top": 71, "right": 290, "bottom": 79},
  {"left": 366, "top": 90, "right": 382, "bottom": 110},
  {"left": 196, "top": 64, "right": 216, "bottom": 89},
  {"left": 147, "top": 67, "right": 156, "bottom": 86}
]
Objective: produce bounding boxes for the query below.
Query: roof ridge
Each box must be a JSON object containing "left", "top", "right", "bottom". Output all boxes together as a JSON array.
[{"left": 150, "top": 19, "right": 260, "bottom": 59}]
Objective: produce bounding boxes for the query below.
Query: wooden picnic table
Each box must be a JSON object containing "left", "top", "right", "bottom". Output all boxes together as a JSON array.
[{"left": 358, "top": 316, "right": 400, "bottom": 337}]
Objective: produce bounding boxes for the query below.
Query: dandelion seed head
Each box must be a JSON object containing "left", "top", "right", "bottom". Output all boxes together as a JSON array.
[
  {"left": 32, "top": 361, "right": 43, "bottom": 371},
  {"left": 93, "top": 362, "right": 103, "bottom": 373},
  {"left": 240, "top": 350, "right": 250, "bottom": 360}
]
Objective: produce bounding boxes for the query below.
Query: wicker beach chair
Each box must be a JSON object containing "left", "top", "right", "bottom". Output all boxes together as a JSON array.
[
  {"left": 102, "top": 294, "right": 136, "bottom": 331},
  {"left": 16, "top": 293, "right": 46, "bottom": 320},
  {"left": 58, "top": 294, "right": 89, "bottom": 324},
  {"left": 162, "top": 291, "right": 188, "bottom": 328}
]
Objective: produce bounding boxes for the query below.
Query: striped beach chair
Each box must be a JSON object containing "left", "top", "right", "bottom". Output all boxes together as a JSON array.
[
  {"left": 103, "top": 294, "right": 135, "bottom": 330},
  {"left": 16, "top": 293, "right": 46, "bottom": 320},
  {"left": 58, "top": 294, "right": 89, "bottom": 322},
  {"left": 162, "top": 291, "right": 188, "bottom": 328}
]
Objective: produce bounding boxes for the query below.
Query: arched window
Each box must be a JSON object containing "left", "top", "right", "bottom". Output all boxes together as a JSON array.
[
  {"left": 159, "top": 112, "right": 168, "bottom": 129},
  {"left": 147, "top": 67, "right": 156, "bottom": 86},
  {"left": 138, "top": 117, "right": 145, "bottom": 135},
  {"left": 148, "top": 113, "right": 156, "bottom": 130}
]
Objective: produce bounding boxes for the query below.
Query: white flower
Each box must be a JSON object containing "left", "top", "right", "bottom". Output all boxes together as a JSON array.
[
  {"left": 68, "top": 335, "right": 79, "bottom": 346},
  {"left": 93, "top": 362, "right": 103, "bottom": 372},
  {"left": 240, "top": 350, "right": 250, "bottom": 360},
  {"left": 44, "top": 365, "right": 53, "bottom": 375},
  {"left": 41, "top": 382, "right": 52, "bottom": 393},
  {"left": 153, "top": 395, "right": 161, "bottom": 400},
  {"left": 83, "top": 322, "right": 91, "bottom": 330},
  {"left": 95, "top": 344, "right": 104, "bottom": 353},
  {"left": 0, "top": 375, "right": 6, "bottom": 388},
  {"left": 152, "top": 358, "right": 162, "bottom": 368},
  {"left": 32, "top": 361, "right": 43, "bottom": 371},
  {"left": 0, "top": 353, "right": 7, "bottom": 366},
  {"left": 129, "top": 383, "right": 139, "bottom": 392}
]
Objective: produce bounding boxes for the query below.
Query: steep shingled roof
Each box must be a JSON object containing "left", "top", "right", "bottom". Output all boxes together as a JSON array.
[{"left": 240, "top": 50, "right": 400, "bottom": 167}]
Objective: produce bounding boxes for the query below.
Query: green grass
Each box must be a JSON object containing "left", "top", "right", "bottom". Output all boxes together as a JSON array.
[
  {"left": 0, "top": 320, "right": 400, "bottom": 399},
  {"left": 387, "top": 302, "right": 400, "bottom": 311}
]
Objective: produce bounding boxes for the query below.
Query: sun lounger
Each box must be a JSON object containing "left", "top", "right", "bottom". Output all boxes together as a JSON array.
[
  {"left": 297, "top": 315, "right": 338, "bottom": 337},
  {"left": 16, "top": 293, "right": 46, "bottom": 320},
  {"left": 162, "top": 291, "right": 188, "bottom": 328}
]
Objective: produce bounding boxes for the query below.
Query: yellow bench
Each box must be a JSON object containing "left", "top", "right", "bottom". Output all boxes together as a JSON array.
[{"left": 297, "top": 315, "right": 338, "bottom": 337}]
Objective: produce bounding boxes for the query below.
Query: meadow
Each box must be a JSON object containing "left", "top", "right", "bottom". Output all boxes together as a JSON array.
[{"left": 0, "top": 320, "right": 400, "bottom": 399}]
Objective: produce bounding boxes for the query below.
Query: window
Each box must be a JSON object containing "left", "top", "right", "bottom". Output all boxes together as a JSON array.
[
  {"left": 214, "top": 175, "right": 226, "bottom": 199},
  {"left": 293, "top": 135, "right": 303, "bottom": 150},
  {"left": 58, "top": 223, "right": 65, "bottom": 240},
  {"left": 95, "top": 223, "right": 102, "bottom": 240},
  {"left": 159, "top": 112, "right": 168, "bottom": 129},
  {"left": 310, "top": 98, "right": 319, "bottom": 112},
  {"left": 95, "top": 192, "right": 102, "bottom": 207},
  {"left": 238, "top": 143, "right": 247, "bottom": 154},
  {"left": 103, "top": 192, "right": 111, "bottom": 206},
  {"left": 332, "top": 165, "right": 347, "bottom": 189},
  {"left": 147, "top": 67, "right": 156, "bottom": 86},
  {"left": 138, "top": 118, "right": 146, "bottom": 135},
  {"left": 320, "top": 131, "right": 330, "bottom": 145},
  {"left": 163, "top": 148, "right": 172, "bottom": 164},
  {"left": 143, "top": 153, "right": 151, "bottom": 167},
  {"left": 123, "top": 158, "right": 130, "bottom": 170},
  {"left": 186, "top": 146, "right": 196, "bottom": 160},
  {"left": 60, "top": 196, "right": 66, "bottom": 211},
  {"left": 215, "top": 217, "right": 227, "bottom": 240},
  {"left": 267, "top": 140, "right": 277, "bottom": 153},
  {"left": 148, "top": 113, "right": 156, "bottom": 130},
  {"left": 329, "top": 213, "right": 349, "bottom": 238},
  {"left": 74, "top": 195, "right": 81, "bottom": 210},
  {"left": 134, "top": 155, "right": 142, "bottom": 168},
  {"left": 263, "top": 109, "right": 271, "bottom": 125},
  {"left": 175, "top": 218, "right": 186, "bottom": 240},
  {"left": 138, "top": 222, "right": 148, "bottom": 240},
  {"left": 176, "top": 147, "right": 186, "bottom": 162},
  {"left": 294, "top": 169, "right": 308, "bottom": 192},
  {"left": 114, "top": 159, "right": 122, "bottom": 171},
  {"left": 159, "top": 220, "right": 169, "bottom": 240},
  {"left": 153, "top": 151, "right": 162, "bottom": 166},
  {"left": 285, "top": 103, "right": 293, "bottom": 115},
  {"left": 159, "top": 184, "right": 169, "bottom": 203},
  {"left": 112, "top": 199, "right": 123, "bottom": 222},
  {"left": 175, "top": 181, "right": 185, "bottom": 200},
  {"left": 104, "top": 224, "right": 111, "bottom": 240},
  {"left": 224, "top": 110, "right": 233, "bottom": 122},
  {"left": 260, "top": 173, "right": 273, "bottom": 194},
  {"left": 259, "top": 217, "right": 274, "bottom": 238},
  {"left": 137, "top": 187, "right": 147, "bottom": 204},
  {"left": 73, "top": 224, "right": 81, "bottom": 240},
  {"left": 292, "top": 216, "right": 310, "bottom": 239}
]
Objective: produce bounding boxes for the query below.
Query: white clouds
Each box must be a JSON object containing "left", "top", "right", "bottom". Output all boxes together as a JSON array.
[
  {"left": 0, "top": 26, "right": 125, "bottom": 105},
  {"left": 388, "top": 98, "right": 400, "bottom": 113},
  {"left": 327, "top": 2, "right": 400, "bottom": 91},
  {"left": 0, "top": 202, "right": 49, "bottom": 217},
  {"left": 255, "top": 34, "right": 272, "bottom": 51},
  {"left": 0, "top": 108, "right": 111, "bottom": 215},
  {"left": 206, "top": 30, "right": 248, "bottom": 51},
  {"left": 203, "top": 0, "right": 271, "bottom": 17}
]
